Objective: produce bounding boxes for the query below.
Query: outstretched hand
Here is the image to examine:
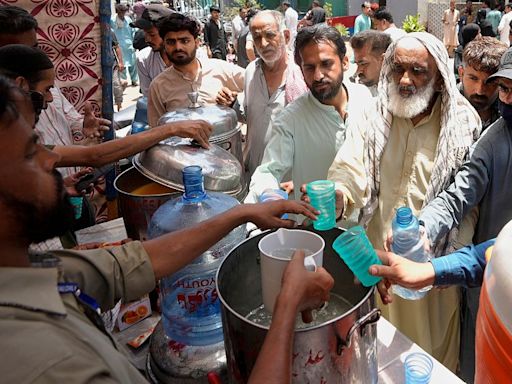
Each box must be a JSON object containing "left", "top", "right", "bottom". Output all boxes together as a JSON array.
[
  {"left": 281, "top": 249, "right": 334, "bottom": 323},
  {"left": 64, "top": 168, "right": 93, "bottom": 196},
  {"left": 167, "top": 119, "right": 213, "bottom": 149},
  {"left": 243, "top": 200, "right": 319, "bottom": 230},
  {"left": 216, "top": 87, "right": 238, "bottom": 107},
  {"left": 370, "top": 249, "right": 436, "bottom": 305},
  {"left": 82, "top": 102, "right": 111, "bottom": 140}
]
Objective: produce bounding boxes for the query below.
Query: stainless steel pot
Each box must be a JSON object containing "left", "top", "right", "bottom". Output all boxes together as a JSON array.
[
  {"left": 114, "top": 167, "right": 179, "bottom": 240},
  {"left": 217, "top": 228, "right": 380, "bottom": 383},
  {"left": 158, "top": 92, "right": 245, "bottom": 184},
  {"left": 133, "top": 138, "right": 247, "bottom": 201}
]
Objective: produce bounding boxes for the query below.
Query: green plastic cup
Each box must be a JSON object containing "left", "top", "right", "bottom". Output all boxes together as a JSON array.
[
  {"left": 333, "top": 226, "right": 382, "bottom": 287},
  {"left": 306, "top": 180, "right": 336, "bottom": 231},
  {"left": 69, "top": 196, "right": 83, "bottom": 220}
]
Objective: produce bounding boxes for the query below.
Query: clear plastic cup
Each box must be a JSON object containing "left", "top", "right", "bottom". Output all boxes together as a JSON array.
[
  {"left": 69, "top": 196, "right": 83, "bottom": 220},
  {"left": 332, "top": 226, "right": 382, "bottom": 287},
  {"left": 404, "top": 352, "right": 433, "bottom": 384},
  {"left": 306, "top": 180, "right": 336, "bottom": 231}
]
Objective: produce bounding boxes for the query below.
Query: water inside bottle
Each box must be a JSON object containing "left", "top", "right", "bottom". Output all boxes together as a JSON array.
[
  {"left": 271, "top": 248, "right": 313, "bottom": 259},
  {"left": 245, "top": 292, "right": 353, "bottom": 328}
]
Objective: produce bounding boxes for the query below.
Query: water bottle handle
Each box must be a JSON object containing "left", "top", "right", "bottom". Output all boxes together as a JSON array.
[{"left": 304, "top": 256, "right": 317, "bottom": 272}]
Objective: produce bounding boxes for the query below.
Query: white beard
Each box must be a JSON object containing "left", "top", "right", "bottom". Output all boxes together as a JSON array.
[{"left": 387, "top": 77, "right": 437, "bottom": 119}]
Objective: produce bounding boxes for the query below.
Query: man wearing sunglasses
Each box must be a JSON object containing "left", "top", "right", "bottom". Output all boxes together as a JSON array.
[{"left": 416, "top": 46, "right": 512, "bottom": 382}]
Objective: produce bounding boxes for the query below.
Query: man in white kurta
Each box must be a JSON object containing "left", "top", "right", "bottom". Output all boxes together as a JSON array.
[
  {"left": 328, "top": 33, "right": 482, "bottom": 371},
  {"left": 247, "top": 24, "right": 372, "bottom": 203}
]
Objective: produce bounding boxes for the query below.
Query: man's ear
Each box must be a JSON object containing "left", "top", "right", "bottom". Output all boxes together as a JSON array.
[
  {"left": 283, "top": 29, "right": 290, "bottom": 45},
  {"left": 434, "top": 72, "right": 444, "bottom": 92},
  {"left": 342, "top": 55, "right": 349, "bottom": 72},
  {"left": 15, "top": 76, "right": 29, "bottom": 91},
  {"left": 458, "top": 65, "right": 464, "bottom": 80}
]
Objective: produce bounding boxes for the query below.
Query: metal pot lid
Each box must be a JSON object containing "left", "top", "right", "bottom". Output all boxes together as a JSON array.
[
  {"left": 157, "top": 93, "right": 239, "bottom": 142},
  {"left": 133, "top": 138, "right": 243, "bottom": 195}
]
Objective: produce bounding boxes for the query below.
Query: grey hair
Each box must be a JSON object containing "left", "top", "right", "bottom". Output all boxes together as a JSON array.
[{"left": 249, "top": 10, "right": 287, "bottom": 33}]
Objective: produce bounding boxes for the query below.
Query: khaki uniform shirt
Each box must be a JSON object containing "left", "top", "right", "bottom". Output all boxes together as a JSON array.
[
  {"left": 0, "top": 242, "right": 155, "bottom": 383},
  {"left": 147, "top": 57, "right": 244, "bottom": 127}
]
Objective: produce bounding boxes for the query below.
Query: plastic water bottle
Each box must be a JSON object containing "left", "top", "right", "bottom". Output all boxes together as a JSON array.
[
  {"left": 259, "top": 188, "right": 288, "bottom": 219},
  {"left": 147, "top": 166, "right": 245, "bottom": 345},
  {"left": 391, "top": 207, "right": 431, "bottom": 300}
]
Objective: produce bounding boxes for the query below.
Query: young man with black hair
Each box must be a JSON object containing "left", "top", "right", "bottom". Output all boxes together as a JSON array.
[
  {"left": 131, "top": 4, "right": 174, "bottom": 96},
  {"left": 373, "top": 9, "right": 407, "bottom": 41},
  {"left": 204, "top": 5, "right": 228, "bottom": 60},
  {"left": 350, "top": 30, "right": 392, "bottom": 96},
  {"left": 147, "top": 13, "right": 244, "bottom": 127}
]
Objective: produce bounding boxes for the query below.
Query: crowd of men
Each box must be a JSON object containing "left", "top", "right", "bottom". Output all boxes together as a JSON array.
[{"left": 1, "top": 1, "right": 512, "bottom": 383}]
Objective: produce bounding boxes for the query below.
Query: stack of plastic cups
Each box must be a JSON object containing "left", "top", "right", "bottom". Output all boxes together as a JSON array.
[
  {"left": 332, "top": 226, "right": 382, "bottom": 287},
  {"left": 306, "top": 180, "right": 336, "bottom": 231},
  {"left": 404, "top": 352, "right": 433, "bottom": 383},
  {"left": 259, "top": 189, "right": 288, "bottom": 219}
]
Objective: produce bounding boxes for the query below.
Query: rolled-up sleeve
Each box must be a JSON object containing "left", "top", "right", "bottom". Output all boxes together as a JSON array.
[{"left": 54, "top": 241, "right": 156, "bottom": 312}]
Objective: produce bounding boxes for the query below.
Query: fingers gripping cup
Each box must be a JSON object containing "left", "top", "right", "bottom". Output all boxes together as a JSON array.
[
  {"left": 306, "top": 180, "right": 336, "bottom": 231},
  {"left": 333, "top": 226, "right": 382, "bottom": 287},
  {"left": 259, "top": 229, "right": 325, "bottom": 313}
]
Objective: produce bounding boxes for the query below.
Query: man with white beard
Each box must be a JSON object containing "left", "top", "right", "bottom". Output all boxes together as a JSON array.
[
  {"left": 327, "top": 33, "right": 482, "bottom": 372},
  {"left": 217, "top": 10, "right": 308, "bottom": 177}
]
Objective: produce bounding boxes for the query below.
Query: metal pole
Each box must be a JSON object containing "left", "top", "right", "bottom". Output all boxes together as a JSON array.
[{"left": 99, "top": 0, "right": 117, "bottom": 200}]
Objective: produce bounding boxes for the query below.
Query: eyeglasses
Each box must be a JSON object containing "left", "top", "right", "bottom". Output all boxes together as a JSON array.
[
  {"left": 498, "top": 83, "right": 512, "bottom": 95},
  {"left": 28, "top": 90, "right": 45, "bottom": 116}
]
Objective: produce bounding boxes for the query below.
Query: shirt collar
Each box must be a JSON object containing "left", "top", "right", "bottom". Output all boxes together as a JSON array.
[{"left": 0, "top": 262, "right": 67, "bottom": 316}]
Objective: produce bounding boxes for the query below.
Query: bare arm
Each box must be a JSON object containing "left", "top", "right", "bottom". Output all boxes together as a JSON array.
[
  {"left": 143, "top": 201, "right": 319, "bottom": 280},
  {"left": 53, "top": 120, "right": 212, "bottom": 167},
  {"left": 248, "top": 250, "right": 334, "bottom": 384}
]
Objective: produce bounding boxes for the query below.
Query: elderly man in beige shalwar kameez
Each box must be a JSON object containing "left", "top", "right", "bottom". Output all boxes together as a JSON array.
[{"left": 328, "top": 32, "right": 481, "bottom": 371}]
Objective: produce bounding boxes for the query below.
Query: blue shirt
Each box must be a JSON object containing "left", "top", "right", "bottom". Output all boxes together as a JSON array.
[{"left": 431, "top": 238, "right": 495, "bottom": 287}]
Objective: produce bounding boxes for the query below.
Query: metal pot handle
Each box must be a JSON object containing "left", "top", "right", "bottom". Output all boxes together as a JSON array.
[
  {"left": 336, "top": 308, "right": 381, "bottom": 355},
  {"left": 221, "top": 141, "right": 232, "bottom": 151}
]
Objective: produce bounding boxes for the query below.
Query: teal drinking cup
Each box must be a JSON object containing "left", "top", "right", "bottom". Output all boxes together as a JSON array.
[
  {"left": 333, "top": 226, "right": 382, "bottom": 287},
  {"left": 306, "top": 180, "right": 336, "bottom": 231}
]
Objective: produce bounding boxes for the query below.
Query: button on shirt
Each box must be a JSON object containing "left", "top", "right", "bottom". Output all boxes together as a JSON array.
[
  {"left": 147, "top": 57, "right": 244, "bottom": 127},
  {"left": 247, "top": 82, "right": 372, "bottom": 202},
  {"left": 0, "top": 242, "right": 155, "bottom": 383}
]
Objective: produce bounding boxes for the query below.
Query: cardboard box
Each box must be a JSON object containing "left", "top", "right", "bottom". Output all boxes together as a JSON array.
[{"left": 116, "top": 294, "right": 152, "bottom": 331}]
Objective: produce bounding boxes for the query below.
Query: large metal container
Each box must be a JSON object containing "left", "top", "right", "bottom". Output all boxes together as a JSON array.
[
  {"left": 133, "top": 138, "right": 247, "bottom": 201},
  {"left": 217, "top": 228, "right": 380, "bottom": 383},
  {"left": 158, "top": 92, "right": 244, "bottom": 183},
  {"left": 114, "top": 166, "right": 179, "bottom": 240}
]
